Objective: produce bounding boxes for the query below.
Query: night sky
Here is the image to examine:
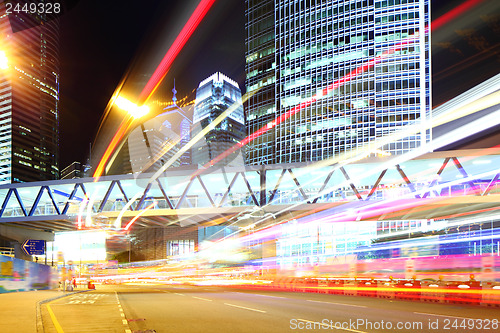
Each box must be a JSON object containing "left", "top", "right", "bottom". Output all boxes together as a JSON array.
[
  {"left": 57, "top": 0, "right": 500, "bottom": 170},
  {"left": 58, "top": 0, "right": 245, "bottom": 169}
]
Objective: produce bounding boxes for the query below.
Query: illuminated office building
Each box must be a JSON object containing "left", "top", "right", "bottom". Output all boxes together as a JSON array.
[
  {"left": 192, "top": 72, "right": 246, "bottom": 168},
  {"left": 0, "top": 4, "right": 60, "bottom": 183},
  {"left": 245, "top": 0, "right": 431, "bottom": 164},
  {"left": 127, "top": 89, "right": 194, "bottom": 174}
]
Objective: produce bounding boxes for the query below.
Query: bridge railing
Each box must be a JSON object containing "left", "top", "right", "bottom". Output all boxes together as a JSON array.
[{"left": 0, "top": 152, "right": 499, "bottom": 220}]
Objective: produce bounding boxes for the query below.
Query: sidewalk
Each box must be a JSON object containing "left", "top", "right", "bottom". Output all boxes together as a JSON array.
[{"left": 0, "top": 289, "right": 87, "bottom": 333}]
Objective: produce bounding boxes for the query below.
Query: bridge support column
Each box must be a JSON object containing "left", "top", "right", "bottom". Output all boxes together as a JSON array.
[{"left": 259, "top": 167, "right": 266, "bottom": 206}]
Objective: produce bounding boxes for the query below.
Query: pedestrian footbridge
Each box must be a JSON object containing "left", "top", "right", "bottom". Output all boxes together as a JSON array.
[{"left": 0, "top": 148, "right": 499, "bottom": 232}]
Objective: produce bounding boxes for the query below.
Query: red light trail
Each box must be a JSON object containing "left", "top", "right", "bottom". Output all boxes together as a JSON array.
[
  {"left": 194, "top": 0, "right": 484, "bottom": 177},
  {"left": 138, "top": 0, "right": 217, "bottom": 105},
  {"left": 93, "top": 0, "right": 216, "bottom": 179}
]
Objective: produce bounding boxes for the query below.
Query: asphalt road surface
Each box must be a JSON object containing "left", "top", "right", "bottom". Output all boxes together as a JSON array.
[{"left": 41, "top": 284, "right": 500, "bottom": 333}]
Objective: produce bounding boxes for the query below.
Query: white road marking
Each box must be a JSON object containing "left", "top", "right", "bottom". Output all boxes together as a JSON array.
[
  {"left": 245, "top": 293, "right": 288, "bottom": 299},
  {"left": 224, "top": 303, "right": 266, "bottom": 313},
  {"left": 192, "top": 296, "right": 213, "bottom": 302},
  {"left": 116, "top": 291, "right": 132, "bottom": 332},
  {"left": 414, "top": 312, "right": 481, "bottom": 320},
  {"left": 174, "top": 293, "right": 185, "bottom": 296},
  {"left": 306, "top": 300, "right": 367, "bottom": 308},
  {"left": 296, "top": 319, "right": 367, "bottom": 333}
]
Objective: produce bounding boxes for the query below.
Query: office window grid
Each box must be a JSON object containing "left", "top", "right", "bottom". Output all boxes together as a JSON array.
[
  {"left": 270, "top": 0, "right": 430, "bottom": 164},
  {"left": 245, "top": 0, "right": 430, "bottom": 165},
  {"left": 245, "top": 0, "right": 277, "bottom": 165}
]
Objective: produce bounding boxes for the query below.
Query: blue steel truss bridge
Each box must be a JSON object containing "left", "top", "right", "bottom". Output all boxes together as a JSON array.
[{"left": 0, "top": 148, "right": 499, "bottom": 233}]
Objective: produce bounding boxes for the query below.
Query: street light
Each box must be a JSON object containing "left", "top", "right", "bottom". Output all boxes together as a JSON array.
[
  {"left": 93, "top": 96, "right": 150, "bottom": 178},
  {"left": 115, "top": 96, "right": 149, "bottom": 119}
]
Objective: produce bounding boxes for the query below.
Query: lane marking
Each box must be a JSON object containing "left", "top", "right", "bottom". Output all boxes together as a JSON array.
[
  {"left": 192, "top": 296, "right": 213, "bottom": 302},
  {"left": 46, "top": 300, "right": 65, "bottom": 333},
  {"left": 296, "top": 319, "right": 367, "bottom": 333},
  {"left": 116, "top": 291, "right": 132, "bottom": 332},
  {"left": 224, "top": 303, "right": 266, "bottom": 313},
  {"left": 156, "top": 289, "right": 170, "bottom": 293},
  {"left": 253, "top": 294, "right": 287, "bottom": 299},
  {"left": 232, "top": 292, "right": 287, "bottom": 299},
  {"left": 414, "top": 312, "right": 482, "bottom": 320},
  {"left": 306, "top": 300, "right": 367, "bottom": 308},
  {"left": 174, "top": 293, "right": 185, "bottom": 296}
]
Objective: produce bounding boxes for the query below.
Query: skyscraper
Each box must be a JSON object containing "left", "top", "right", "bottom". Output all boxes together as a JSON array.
[
  {"left": 245, "top": 0, "right": 431, "bottom": 165},
  {"left": 192, "top": 72, "right": 246, "bottom": 168},
  {"left": 126, "top": 88, "right": 194, "bottom": 174},
  {"left": 0, "top": 3, "right": 60, "bottom": 183}
]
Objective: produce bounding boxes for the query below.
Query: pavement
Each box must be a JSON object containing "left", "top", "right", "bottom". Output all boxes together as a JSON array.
[
  {"left": 0, "top": 287, "right": 90, "bottom": 333},
  {"left": 41, "top": 287, "right": 129, "bottom": 333},
  {"left": 5, "top": 284, "right": 500, "bottom": 333},
  {"left": 35, "top": 284, "right": 500, "bottom": 333}
]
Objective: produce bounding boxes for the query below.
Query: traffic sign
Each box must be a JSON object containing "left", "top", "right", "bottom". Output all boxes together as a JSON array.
[{"left": 22, "top": 239, "right": 45, "bottom": 256}]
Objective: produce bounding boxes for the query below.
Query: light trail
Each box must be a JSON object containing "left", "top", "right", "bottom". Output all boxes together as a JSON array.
[
  {"left": 138, "top": 0, "right": 217, "bottom": 104},
  {"left": 93, "top": 0, "right": 216, "bottom": 179},
  {"left": 192, "top": 0, "right": 487, "bottom": 176},
  {"left": 431, "top": 0, "right": 485, "bottom": 31},
  {"left": 124, "top": 201, "right": 157, "bottom": 231},
  {"left": 92, "top": 0, "right": 489, "bottom": 236},
  {"left": 93, "top": 116, "right": 135, "bottom": 179}
]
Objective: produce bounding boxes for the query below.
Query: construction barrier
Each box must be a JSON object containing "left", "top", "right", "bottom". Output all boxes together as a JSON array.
[
  {"left": 445, "top": 281, "right": 482, "bottom": 305},
  {"left": 377, "top": 281, "right": 395, "bottom": 300},
  {"left": 481, "top": 283, "right": 500, "bottom": 307},
  {"left": 358, "top": 280, "right": 378, "bottom": 297},
  {"left": 420, "top": 281, "right": 444, "bottom": 303},
  {"left": 395, "top": 280, "right": 421, "bottom": 301}
]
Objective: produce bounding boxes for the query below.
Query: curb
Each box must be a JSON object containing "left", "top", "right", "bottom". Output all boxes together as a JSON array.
[{"left": 36, "top": 289, "right": 92, "bottom": 333}]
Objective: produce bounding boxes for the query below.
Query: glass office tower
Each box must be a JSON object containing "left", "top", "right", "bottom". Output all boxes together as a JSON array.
[
  {"left": 245, "top": 0, "right": 431, "bottom": 165},
  {"left": 192, "top": 72, "right": 246, "bottom": 168},
  {"left": 245, "top": 0, "right": 276, "bottom": 165},
  {"left": 0, "top": 3, "right": 60, "bottom": 183}
]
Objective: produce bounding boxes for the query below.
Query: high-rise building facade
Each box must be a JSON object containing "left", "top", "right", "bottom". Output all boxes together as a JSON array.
[
  {"left": 0, "top": 4, "right": 60, "bottom": 183},
  {"left": 245, "top": 0, "right": 431, "bottom": 165},
  {"left": 245, "top": 0, "right": 276, "bottom": 165},
  {"left": 60, "top": 161, "right": 90, "bottom": 179},
  {"left": 192, "top": 72, "right": 246, "bottom": 168}
]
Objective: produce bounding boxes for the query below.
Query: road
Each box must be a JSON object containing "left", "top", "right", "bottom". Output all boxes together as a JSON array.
[{"left": 40, "top": 284, "right": 500, "bottom": 333}]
